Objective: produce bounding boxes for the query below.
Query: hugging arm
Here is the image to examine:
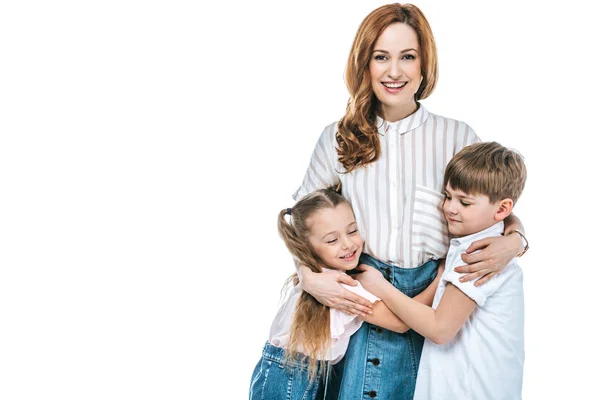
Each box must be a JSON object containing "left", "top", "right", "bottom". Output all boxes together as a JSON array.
[
  {"left": 299, "top": 265, "right": 374, "bottom": 316},
  {"left": 356, "top": 264, "right": 476, "bottom": 344},
  {"left": 455, "top": 213, "right": 525, "bottom": 286},
  {"left": 359, "top": 261, "right": 445, "bottom": 334}
]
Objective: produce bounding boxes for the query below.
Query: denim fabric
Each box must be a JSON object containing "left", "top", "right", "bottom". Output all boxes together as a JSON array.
[
  {"left": 249, "top": 342, "right": 326, "bottom": 400},
  {"left": 326, "top": 254, "right": 439, "bottom": 400}
]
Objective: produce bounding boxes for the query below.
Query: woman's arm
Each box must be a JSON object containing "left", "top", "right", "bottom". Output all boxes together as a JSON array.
[
  {"left": 299, "top": 265, "right": 373, "bottom": 316},
  {"left": 454, "top": 213, "right": 525, "bottom": 286},
  {"left": 355, "top": 265, "right": 476, "bottom": 344}
]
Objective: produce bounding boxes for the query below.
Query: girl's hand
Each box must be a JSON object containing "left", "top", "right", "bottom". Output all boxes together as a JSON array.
[
  {"left": 300, "top": 266, "right": 373, "bottom": 316},
  {"left": 453, "top": 233, "right": 522, "bottom": 286},
  {"left": 354, "top": 264, "right": 387, "bottom": 294}
]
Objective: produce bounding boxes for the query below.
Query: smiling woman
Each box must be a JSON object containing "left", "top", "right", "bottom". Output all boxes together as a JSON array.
[{"left": 292, "top": 3, "right": 527, "bottom": 399}]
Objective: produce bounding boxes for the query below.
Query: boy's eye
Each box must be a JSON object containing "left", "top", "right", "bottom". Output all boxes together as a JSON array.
[{"left": 460, "top": 201, "right": 471, "bottom": 207}]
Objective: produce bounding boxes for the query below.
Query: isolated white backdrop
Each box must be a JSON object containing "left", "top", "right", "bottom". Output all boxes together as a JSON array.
[{"left": 0, "top": 0, "right": 598, "bottom": 399}]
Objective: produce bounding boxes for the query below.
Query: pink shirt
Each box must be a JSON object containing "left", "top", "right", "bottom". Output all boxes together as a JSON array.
[{"left": 268, "top": 277, "right": 379, "bottom": 364}]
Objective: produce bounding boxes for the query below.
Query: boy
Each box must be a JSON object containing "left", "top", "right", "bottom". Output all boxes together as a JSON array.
[{"left": 355, "top": 141, "right": 527, "bottom": 399}]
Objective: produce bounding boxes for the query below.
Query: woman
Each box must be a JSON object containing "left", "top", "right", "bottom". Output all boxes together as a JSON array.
[{"left": 293, "top": 4, "right": 527, "bottom": 399}]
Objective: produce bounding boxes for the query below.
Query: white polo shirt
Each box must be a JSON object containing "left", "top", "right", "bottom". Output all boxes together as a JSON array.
[{"left": 414, "top": 222, "right": 525, "bottom": 400}]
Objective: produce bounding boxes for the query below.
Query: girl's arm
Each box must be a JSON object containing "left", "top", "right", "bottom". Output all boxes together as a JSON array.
[
  {"left": 359, "top": 261, "right": 445, "bottom": 334},
  {"left": 355, "top": 265, "right": 476, "bottom": 344},
  {"left": 454, "top": 213, "right": 525, "bottom": 286}
]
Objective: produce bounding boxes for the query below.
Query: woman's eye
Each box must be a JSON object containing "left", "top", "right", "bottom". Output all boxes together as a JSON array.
[
  {"left": 374, "top": 54, "right": 387, "bottom": 61},
  {"left": 402, "top": 54, "right": 416, "bottom": 60}
]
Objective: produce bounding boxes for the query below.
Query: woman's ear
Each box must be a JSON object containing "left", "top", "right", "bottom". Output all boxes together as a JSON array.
[{"left": 494, "top": 198, "right": 514, "bottom": 221}]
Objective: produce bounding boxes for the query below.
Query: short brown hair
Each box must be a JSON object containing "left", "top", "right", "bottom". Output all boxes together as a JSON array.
[{"left": 443, "top": 142, "right": 527, "bottom": 204}]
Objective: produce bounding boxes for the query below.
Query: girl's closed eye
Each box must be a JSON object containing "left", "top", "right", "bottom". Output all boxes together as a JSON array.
[
  {"left": 348, "top": 229, "right": 358, "bottom": 235},
  {"left": 327, "top": 238, "right": 338, "bottom": 244}
]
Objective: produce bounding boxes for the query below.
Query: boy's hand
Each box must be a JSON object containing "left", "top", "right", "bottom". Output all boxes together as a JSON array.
[{"left": 354, "top": 264, "right": 388, "bottom": 294}]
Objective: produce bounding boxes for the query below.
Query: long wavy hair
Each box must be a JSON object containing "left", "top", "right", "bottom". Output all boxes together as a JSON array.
[
  {"left": 337, "top": 3, "right": 438, "bottom": 173},
  {"left": 277, "top": 187, "right": 349, "bottom": 380}
]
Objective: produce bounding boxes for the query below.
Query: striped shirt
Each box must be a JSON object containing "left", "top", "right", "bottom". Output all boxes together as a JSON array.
[{"left": 293, "top": 105, "right": 480, "bottom": 269}]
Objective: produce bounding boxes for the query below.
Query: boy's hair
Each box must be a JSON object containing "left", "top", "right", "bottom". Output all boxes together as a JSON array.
[{"left": 443, "top": 142, "right": 527, "bottom": 203}]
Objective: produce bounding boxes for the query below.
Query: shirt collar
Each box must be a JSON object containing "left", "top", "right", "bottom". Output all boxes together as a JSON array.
[
  {"left": 376, "top": 103, "right": 430, "bottom": 136},
  {"left": 450, "top": 221, "right": 505, "bottom": 247}
]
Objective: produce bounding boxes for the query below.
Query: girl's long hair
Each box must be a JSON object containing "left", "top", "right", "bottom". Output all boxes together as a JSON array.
[
  {"left": 337, "top": 3, "right": 438, "bottom": 173},
  {"left": 277, "top": 187, "right": 348, "bottom": 380}
]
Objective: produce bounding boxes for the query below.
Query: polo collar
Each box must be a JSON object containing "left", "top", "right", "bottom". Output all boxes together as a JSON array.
[
  {"left": 376, "top": 103, "right": 430, "bottom": 136},
  {"left": 450, "top": 221, "right": 505, "bottom": 247}
]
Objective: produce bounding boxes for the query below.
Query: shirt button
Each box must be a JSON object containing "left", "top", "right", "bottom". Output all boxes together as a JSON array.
[
  {"left": 371, "top": 358, "right": 380, "bottom": 366},
  {"left": 369, "top": 390, "right": 377, "bottom": 398}
]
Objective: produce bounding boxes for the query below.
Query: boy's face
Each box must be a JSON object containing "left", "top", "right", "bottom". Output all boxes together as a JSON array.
[{"left": 443, "top": 184, "right": 500, "bottom": 237}]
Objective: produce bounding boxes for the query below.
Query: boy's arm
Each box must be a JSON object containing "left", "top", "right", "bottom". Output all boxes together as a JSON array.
[
  {"left": 413, "top": 260, "right": 445, "bottom": 306},
  {"left": 361, "top": 301, "right": 409, "bottom": 333},
  {"left": 377, "top": 280, "right": 476, "bottom": 344},
  {"left": 356, "top": 262, "right": 445, "bottom": 335}
]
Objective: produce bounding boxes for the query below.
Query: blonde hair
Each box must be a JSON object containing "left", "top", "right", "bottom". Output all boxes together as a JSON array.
[
  {"left": 277, "top": 187, "right": 350, "bottom": 380},
  {"left": 443, "top": 142, "right": 527, "bottom": 204},
  {"left": 337, "top": 3, "right": 438, "bottom": 173}
]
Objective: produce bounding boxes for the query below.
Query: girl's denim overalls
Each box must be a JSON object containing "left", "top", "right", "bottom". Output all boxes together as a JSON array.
[{"left": 250, "top": 342, "right": 326, "bottom": 400}]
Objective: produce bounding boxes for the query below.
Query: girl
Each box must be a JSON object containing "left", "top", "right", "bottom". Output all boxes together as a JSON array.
[
  {"left": 249, "top": 188, "right": 442, "bottom": 400},
  {"left": 293, "top": 4, "right": 528, "bottom": 399}
]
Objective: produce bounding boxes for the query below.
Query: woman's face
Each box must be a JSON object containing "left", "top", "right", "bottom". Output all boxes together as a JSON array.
[{"left": 369, "top": 22, "right": 422, "bottom": 121}]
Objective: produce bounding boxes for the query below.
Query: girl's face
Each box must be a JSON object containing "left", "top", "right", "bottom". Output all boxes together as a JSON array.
[
  {"left": 369, "top": 22, "right": 422, "bottom": 121},
  {"left": 306, "top": 203, "right": 363, "bottom": 271}
]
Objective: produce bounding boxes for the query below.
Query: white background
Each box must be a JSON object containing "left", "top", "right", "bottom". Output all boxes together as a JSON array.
[{"left": 1, "top": 0, "right": 598, "bottom": 399}]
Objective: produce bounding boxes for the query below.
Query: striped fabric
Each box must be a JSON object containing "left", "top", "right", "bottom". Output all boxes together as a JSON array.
[{"left": 293, "top": 105, "right": 480, "bottom": 268}]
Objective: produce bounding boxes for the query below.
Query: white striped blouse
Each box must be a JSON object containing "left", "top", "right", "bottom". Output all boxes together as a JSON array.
[{"left": 293, "top": 105, "right": 480, "bottom": 269}]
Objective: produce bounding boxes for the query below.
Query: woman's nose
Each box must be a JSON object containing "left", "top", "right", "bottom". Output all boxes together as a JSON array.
[{"left": 388, "top": 60, "right": 402, "bottom": 79}]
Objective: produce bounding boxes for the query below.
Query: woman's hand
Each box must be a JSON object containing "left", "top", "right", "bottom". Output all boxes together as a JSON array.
[
  {"left": 354, "top": 264, "right": 388, "bottom": 295},
  {"left": 300, "top": 266, "right": 373, "bottom": 316},
  {"left": 454, "top": 233, "right": 522, "bottom": 286}
]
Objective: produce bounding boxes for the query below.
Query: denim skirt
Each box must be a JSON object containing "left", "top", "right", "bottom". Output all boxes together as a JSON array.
[
  {"left": 326, "top": 253, "right": 439, "bottom": 400},
  {"left": 249, "top": 342, "right": 326, "bottom": 400}
]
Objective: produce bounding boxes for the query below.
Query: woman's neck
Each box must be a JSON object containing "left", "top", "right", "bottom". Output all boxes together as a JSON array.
[{"left": 380, "top": 101, "right": 418, "bottom": 122}]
